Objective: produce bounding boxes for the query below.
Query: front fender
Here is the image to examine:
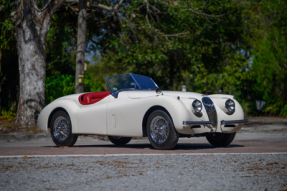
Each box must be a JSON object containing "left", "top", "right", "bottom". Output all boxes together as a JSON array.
[{"left": 143, "top": 95, "right": 208, "bottom": 132}]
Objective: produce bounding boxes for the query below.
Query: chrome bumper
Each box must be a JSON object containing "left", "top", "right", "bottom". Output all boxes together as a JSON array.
[
  {"left": 183, "top": 121, "right": 212, "bottom": 125},
  {"left": 221, "top": 119, "right": 248, "bottom": 125},
  {"left": 183, "top": 119, "right": 248, "bottom": 126}
]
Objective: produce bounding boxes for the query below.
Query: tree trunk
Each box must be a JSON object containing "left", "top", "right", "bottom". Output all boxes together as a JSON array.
[
  {"left": 0, "top": 48, "right": 2, "bottom": 114},
  {"left": 11, "top": 0, "right": 64, "bottom": 126},
  {"left": 75, "top": 0, "right": 87, "bottom": 93},
  {"left": 14, "top": 14, "right": 47, "bottom": 126}
]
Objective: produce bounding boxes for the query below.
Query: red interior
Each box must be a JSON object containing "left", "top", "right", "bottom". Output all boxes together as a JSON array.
[{"left": 79, "top": 92, "right": 111, "bottom": 105}]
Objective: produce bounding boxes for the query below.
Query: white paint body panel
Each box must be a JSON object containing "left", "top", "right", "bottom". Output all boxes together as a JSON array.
[{"left": 37, "top": 90, "right": 245, "bottom": 137}]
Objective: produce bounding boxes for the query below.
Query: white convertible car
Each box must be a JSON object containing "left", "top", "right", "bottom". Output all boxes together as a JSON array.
[{"left": 37, "top": 73, "right": 247, "bottom": 150}]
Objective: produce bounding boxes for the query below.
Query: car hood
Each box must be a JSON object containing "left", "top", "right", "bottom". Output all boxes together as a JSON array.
[
  {"left": 127, "top": 90, "right": 203, "bottom": 99},
  {"left": 127, "top": 90, "right": 234, "bottom": 100}
]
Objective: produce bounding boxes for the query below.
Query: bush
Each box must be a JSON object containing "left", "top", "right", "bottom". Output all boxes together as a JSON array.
[
  {"left": 45, "top": 74, "right": 104, "bottom": 104},
  {"left": 46, "top": 74, "right": 75, "bottom": 104},
  {"left": 264, "top": 102, "right": 284, "bottom": 116},
  {"left": 1, "top": 109, "right": 16, "bottom": 120},
  {"left": 280, "top": 105, "right": 287, "bottom": 118}
]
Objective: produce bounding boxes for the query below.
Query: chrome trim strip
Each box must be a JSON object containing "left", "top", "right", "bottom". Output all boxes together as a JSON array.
[
  {"left": 183, "top": 121, "right": 213, "bottom": 125},
  {"left": 221, "top": 119, "right": 248, "bottom": 125}
]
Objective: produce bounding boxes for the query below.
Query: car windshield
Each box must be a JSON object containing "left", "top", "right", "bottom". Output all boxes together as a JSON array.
[{"left": 106, "top": 73, "right": 159, "bottom": 97}]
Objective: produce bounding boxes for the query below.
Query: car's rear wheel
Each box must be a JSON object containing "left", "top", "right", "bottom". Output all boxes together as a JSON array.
[
  {"left": 147, "top": 110, "right": 179, "bottom": 150},
  {"left": 50, "top": 110, "right": 78, "bottom": 147},
  {"left": 108, "top": 136, "right": 132, "bottom": 145},
  {"left": 206, "top": 132, "right": 236, "bottom": 147}
]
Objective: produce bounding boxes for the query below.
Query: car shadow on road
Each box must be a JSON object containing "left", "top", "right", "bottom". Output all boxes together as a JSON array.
[
  {"left": 174, "top": 143, "right": 244, "bottom": 150},
  {"left": 64, "top": 143, "right": 245, "bottom": 150}
]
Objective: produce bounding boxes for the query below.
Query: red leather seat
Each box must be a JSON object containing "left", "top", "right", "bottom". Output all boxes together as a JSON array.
[{"left": 79, "top": 92, "right": 111, "bottom": 105}]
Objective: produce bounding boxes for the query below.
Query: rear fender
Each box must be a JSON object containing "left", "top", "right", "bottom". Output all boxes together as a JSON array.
[{"left": 37, "top": 100, "right": 80, "bottom": 133}]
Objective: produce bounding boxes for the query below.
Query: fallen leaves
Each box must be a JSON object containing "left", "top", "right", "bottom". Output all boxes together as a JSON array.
[
  {"left": 58, "top": 146, "right": 69, "bottom": 149},
  {"left": 267, "top": 162, "right": 279, "bottom": 166},
  {"left": 22, "top": 156, "right": 32, "bottom": 159}
]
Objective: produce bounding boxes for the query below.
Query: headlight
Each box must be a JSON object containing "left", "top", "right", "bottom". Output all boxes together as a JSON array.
[
  {"left": 192, "top": 100, "right": 202, "bottom": 113},
  {"left": 225, "top": 99, "right": 235, "bottom": 114}
]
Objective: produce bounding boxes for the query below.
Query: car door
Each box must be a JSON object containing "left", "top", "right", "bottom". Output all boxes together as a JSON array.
[
  {"left": 76, "top": 96, "right": 110, "bottom": 135},
  {"left": 106, "top": 91, "right": 152, "bottom": 137}
]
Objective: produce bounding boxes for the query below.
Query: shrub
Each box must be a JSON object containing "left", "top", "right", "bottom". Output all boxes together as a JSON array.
[
  {"left": 280, "top": 105, "right": 287, "bottom": 118},
  {"left": 45, "top": 74, "right": 104, "bottom": 104},
  {"left": 1, "top": 109, "right": 16, "bottom": 120}
]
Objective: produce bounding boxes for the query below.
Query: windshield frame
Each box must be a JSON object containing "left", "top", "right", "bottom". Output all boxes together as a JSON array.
[{"left": 106, "top": 73, "right": 158, "bottom": 98}]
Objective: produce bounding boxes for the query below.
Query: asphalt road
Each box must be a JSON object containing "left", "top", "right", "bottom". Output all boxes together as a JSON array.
[
  {"left": 0, "top": 122, "right": 287, "bottom": 190},
  {"left": 1, "top": 153, "right": 286, "bottom": 190},
  {"left": 0, "top": 133, "right": 287, "bottom": 156}
]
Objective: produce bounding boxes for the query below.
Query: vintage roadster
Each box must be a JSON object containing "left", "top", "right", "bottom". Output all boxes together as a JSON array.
[{"left": 37, "top": 73, "right": 247, "bottom": 150}]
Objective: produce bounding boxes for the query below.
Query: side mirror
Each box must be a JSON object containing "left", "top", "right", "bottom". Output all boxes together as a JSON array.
[{"left": 156, "top": 87, "right": 162, "bottom": 94}]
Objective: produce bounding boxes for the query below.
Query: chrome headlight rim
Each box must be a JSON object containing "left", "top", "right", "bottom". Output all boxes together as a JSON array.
[
  {"left": 192, "top": 99, "right": 202, "bottom": 113},
  {"left": 225, "top": 99, "right": 235, "bottom": 115}
]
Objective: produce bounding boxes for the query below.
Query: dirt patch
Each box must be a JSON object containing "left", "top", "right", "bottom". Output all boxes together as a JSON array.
[{"left": 0, "top": 118, "right": 41, "bottom": 135}]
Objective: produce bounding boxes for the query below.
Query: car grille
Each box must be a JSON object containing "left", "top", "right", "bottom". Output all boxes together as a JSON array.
[{"left": 202, "top": 97, "right": 217, "bottom": 127}]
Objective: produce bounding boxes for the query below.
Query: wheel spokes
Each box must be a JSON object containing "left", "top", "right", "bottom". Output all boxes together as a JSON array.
[
  {"left": 53, "top": 116, "right": 70, "bottom": 142},
  {"left": 150, "top": 116, "right": 169, "bottom": 144}
]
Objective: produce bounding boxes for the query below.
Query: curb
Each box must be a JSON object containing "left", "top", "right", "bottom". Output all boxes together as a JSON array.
[{"left": 0, "top": 134, "right": 50, "bottom": 141}]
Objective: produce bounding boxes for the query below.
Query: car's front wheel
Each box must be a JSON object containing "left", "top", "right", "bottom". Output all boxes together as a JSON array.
[
  {"left": 147, "top": 110, "right": 179, "bottom": 150},
  {"left": 108, "top": 136, "right": 132, "bottom": 145},
  {"left": 206, "top": 132, "right": 236, "bottom": 147},
  {"left": 50, "top": 110, "right": 78, "bottom": 147}
]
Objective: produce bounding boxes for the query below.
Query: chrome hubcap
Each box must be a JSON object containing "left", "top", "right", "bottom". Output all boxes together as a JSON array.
[
  {"left": 53, "top": 116, "right": 69, "bottom": 142},
  {"left": 150, "top": 116, "right": 169, "bottom": 144}
]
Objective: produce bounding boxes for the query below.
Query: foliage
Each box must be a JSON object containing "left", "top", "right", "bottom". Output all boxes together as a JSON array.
[
  {"left": 0, "top": 0, "right": 16, "bottom": 50},
  {"left": 45, "top": 74, "right": 104, "bottom": 104},
  {"left": 1, "top": 0, "right": 287, "bottom": 118},
  {"left": 92, "top": 0, "right": 243, "bottom": 90},
  {"left": 46, "top": 74, "right": 74, "bottom": 104},
  {"left": 280, "top": 105, "right": 287, "bottom": 118},
  {"left": 250, "top": 29, "right": 287, "bottom": 114},
  {"left": 46, "top": 10, "right": 78, "bottom": 78},
  {"left": 243, "top": 0, "right": 287, "bottom": 116},
  {"left": 0, "top": 0, "right": 19, "bottom": 112},
  {"left": 1, "top": 109, "right": 16, "bottom": 120}
]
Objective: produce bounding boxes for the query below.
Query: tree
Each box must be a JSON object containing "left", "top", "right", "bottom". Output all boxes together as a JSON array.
[
  {"left": 10, "top": 0, "right": 66, "bottom": 126},
  {"left": 241, "top": 0, "right": 287, "bottom": 115},
  {"left": 6, "top": 0, "right": 235, "bottom": 126},
  {"left": 88, "top": 0, "right": 240, "bottom": 90},
  {"left": 9, "top": 0, "right": 124, "bottom": 126}
]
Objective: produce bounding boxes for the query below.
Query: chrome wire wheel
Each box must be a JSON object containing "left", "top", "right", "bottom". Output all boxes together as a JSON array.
[
  {"left": 147, "top": 110, "right": 179, "bottom": 150},
  {"left": 53, "top": 116, "right": 70, "bottom": 142},
  {"left": 150, "top": 116, "right": 169, "bottom": 144}
]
